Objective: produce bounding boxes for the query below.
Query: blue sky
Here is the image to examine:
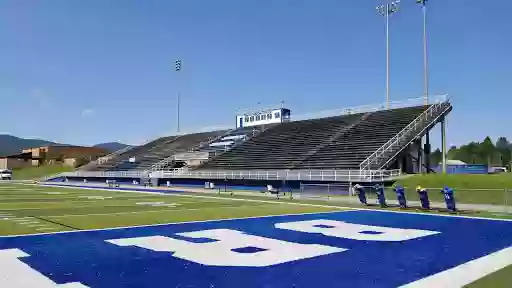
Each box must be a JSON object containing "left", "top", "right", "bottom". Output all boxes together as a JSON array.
[{"left": 0, "top": 0, "right": 510, "bottom": 146}]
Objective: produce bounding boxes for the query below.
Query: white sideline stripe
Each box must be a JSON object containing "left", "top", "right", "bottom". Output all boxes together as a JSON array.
[{"left": 400, "top": 246, "right": 512, "bottom": 288}]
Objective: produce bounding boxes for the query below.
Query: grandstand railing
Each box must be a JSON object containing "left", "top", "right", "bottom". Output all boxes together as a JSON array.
[
  {"left": 293, "top": 95, "right": 446, "bottom": 121},
  {"left": 359, "top": 94, "right": 450, "bottom": 171},
  {"left": 56, "top": 169, "right": 401, "bottom": 182}
]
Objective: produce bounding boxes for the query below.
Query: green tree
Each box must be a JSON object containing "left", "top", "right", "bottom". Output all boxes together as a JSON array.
[
  {"left": 447, "top": 146, "right": 458, "bottom": 160},
  {"left": 479, "top": 137, "right": 498, "bottom": 166},
  {"left": 496, "top": 137, "right": 511, "bottom": 167},
  {"left": 430, "top": 148, "right": 442, "bottom": 166}
]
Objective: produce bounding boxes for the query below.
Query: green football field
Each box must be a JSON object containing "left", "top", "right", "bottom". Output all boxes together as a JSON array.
[
  {"left": 0, "top": 182, "right": 510, "bottom": 287},
  {"left": 0, "top": 183, "right": 341, "bottom": 236}
]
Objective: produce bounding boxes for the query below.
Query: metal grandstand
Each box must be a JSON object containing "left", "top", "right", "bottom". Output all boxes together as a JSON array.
[{"left": 63, "top": 94, "right": 451, "bottom": 183}]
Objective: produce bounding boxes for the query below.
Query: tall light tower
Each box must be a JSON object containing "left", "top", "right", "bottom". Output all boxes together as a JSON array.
[
  {"left": 175, "top": 59, "right": 182, "bottom": 133},
  {"left": 417, "top": 0, "right": 431, "bottom": 172},
  {"left": 417, "top": 0, "right": 429, "bottom": 105},
  {"left": 376, "top": 0, "right": 400, "bottom": 110}
]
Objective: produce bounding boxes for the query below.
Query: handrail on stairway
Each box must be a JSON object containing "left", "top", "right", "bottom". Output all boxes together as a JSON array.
[{"left": 359, "top": 94, "right": 449, "bottom": 171}]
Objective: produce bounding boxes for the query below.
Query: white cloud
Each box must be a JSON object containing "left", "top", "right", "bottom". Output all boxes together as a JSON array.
[{"left": 81, "top": 108, "right": 95, "bottom": 117}]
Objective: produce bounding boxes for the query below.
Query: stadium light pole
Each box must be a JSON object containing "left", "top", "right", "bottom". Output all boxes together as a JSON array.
[
  {"left": 417, "top": 0, "right": 432, "bottom": 173},
  {"left": 417, "top": 0, "right": 429, "bottom": 106},
  {"left": 376, "top": 1, "right": 400, "bottom": 110},
  {"left": 175, "top": 59, "right": 182, "bottom": 133}
]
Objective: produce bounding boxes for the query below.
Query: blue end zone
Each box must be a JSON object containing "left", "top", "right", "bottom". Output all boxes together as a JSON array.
[{"left": 1, "top": 211, "right": 511, "bottom": 287}]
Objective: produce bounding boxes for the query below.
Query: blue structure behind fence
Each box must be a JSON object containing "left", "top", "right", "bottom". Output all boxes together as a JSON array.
[{"left": 433, "top": 164, "right": 488, "bottom": 174}]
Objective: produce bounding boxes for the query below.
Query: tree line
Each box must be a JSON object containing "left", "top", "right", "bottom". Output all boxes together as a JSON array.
[{"left": 430, "top": 137, "right": 512, "bottom": 167}]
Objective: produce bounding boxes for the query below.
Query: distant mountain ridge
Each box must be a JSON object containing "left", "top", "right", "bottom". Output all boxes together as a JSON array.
[
  {"left": 93, "top": 142, "right": 130, "bottom": 152},
  {"left": 0, "top": 135, "right": 129, "bottom": 155}
]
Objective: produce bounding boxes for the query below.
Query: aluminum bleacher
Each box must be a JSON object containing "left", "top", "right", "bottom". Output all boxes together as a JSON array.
[
  {"left": 198, "top": 113, "right": 365, "bottom": 170},
  {"left": 84, "top": 136, "right": 177, "bottom": 171},
  {"left": 78, "top": 96, "right": 452, "bottom": 178},
  {"left": 128, "top": 130, "right": 228, "bottom": 170},
  {"left": 197, "top": 105, "right": 443, "bottom": 171},
  {"left": 103, "top": 131, "right": 228, "bottom": 171},
  {"left": 297, "top": 106, "right": 428, "bottom": 169}
]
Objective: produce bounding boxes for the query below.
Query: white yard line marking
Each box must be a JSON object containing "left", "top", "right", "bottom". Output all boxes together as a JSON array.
[
  {"left": 11, "top": 219, "right": 36, "bottom": 223},
  {"left": 77, "top": 196, "right": 113, "bottom": 200},
  {"left": 135, "top": 202, "right": 181, "bottom": 207},
  {"left": 400, "top": 246, "right": 512, "bottom": 288},
  {"left": 35, "top": 228, "right": 58, "bottom": 231}
]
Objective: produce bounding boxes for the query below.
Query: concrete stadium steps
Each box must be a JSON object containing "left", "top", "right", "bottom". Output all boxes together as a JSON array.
[{"left": 197, "top": 106, "right": 429, "bottom": 171}]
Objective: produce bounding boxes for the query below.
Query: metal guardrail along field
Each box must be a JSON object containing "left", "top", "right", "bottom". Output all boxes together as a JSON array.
[{"left": 55, "top": 169, "right": 402, "bottom": 182}]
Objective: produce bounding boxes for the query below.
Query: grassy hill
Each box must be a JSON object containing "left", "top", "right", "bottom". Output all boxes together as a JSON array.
[
  {"left": 391, "top": 173, "right": 512, "bottom": 205},
  {"left": 396, "top": 173, "right": 512, "bottom": 189},
  {"left": 93, "top": 142, "right": 129, "bottom": 152},
  {"left": 12, "top": 165, "right": 74, "bottom": 180}
]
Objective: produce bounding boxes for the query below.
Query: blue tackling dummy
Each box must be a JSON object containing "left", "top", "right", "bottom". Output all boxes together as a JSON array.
[
  {"left": 441, "top": 186, "right": 457, "bottom": 212},
  {"left": 393, "top": 185, "right": 407, "bottom": 208},
  {"left": 354, "top": 184, "right": 367, "bottom": 205},
  {"left": 374, "top": 184, "right": 387, "bottom": 208},
  {"left": 416, "top": 186, "right": 430, "bottom": 210}
]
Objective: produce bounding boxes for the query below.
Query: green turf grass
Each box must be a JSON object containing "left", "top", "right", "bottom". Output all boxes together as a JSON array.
[
  {"left": 0, "top": 184, "right": 342, "bottom": 235},
  {"left": 465, "top": 264, "right": 512, "bottom": 288},
  {"left": 388, "top": 174, "right": 512, "bottom": 205},
  {"left": 11, "top": 164, "right": 74, "bottom": 180},
  {"left": 397, "top": 173, "right": 512, "bottom": 189}
]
